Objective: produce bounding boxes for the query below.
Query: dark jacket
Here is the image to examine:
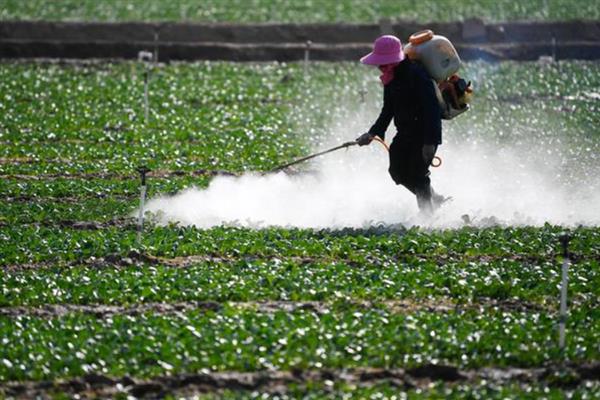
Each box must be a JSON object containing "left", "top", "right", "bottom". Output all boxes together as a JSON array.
[{"left": 367, "top": 59, "right": 442, "bottom": 145}]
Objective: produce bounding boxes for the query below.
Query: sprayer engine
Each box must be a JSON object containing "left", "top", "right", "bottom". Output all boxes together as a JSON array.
[{"left": 436, "top": 74, "right": 473, "bottom": 120}]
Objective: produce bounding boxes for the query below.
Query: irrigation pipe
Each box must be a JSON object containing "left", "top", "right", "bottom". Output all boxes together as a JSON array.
[
  {"left": 558, "top": 234, "right": 571, "bottom": 351},
  {"left": 138, "top": 51, "right": 153, "bottom": 123},
  {"left": 136, "top": 166, "right": 150, "bottom": 244}
]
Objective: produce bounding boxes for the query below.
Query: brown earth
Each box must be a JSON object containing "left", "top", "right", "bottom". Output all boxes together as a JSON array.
[
  {"left": 3, "top": 363, "right": 599, "bottom": 398},
  {"left": 2, "top": 246, "right": 584, "bottom": 270},
  {"left": 1, "top": 20, "right": 599, "bottom": 61},
  {"left": 0, "top": 298, "right": 550, "bottom": 318}
]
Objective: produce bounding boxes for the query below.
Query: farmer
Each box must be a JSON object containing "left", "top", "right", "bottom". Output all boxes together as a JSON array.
[{"left": 356, "top": 35, "right": 445, "bottom": 214}]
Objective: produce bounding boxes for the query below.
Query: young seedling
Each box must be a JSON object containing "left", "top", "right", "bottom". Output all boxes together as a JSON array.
[
  {"left": 137, "top": 50, "right": 154, "bottom": 123},
  {"left": 136, "top": 166, "right": 151, "bottom": 244}
]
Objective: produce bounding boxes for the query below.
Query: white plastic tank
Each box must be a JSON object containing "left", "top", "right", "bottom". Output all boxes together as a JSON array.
[{"left": 404, "top": 30, "right": 461, "bottom": 82}]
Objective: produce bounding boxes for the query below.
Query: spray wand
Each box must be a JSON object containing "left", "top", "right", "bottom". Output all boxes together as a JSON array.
[
  {"left": 269, "top": 137, "right": 441, "bottom": 173},
  {"left": 270, "top": 141, "right": 358, "bottom": 173}
]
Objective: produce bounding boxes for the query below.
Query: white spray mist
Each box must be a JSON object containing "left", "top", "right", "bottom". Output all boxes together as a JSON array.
[{"left": 144, "top": 65, "right": 600, "bottom": 229}]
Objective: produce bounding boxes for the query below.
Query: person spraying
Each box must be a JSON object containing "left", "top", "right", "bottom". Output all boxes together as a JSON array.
[{"left": 356, "top": 32, "right": 471, "bottom": 214}]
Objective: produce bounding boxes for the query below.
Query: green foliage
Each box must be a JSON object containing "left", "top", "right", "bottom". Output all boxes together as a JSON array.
[
  {"left": 1, "top": 60, "right": 599, "bottom": 399},
  {"left": 1, "top": 257, "right": 599, "bottom": 306},
  {"left": 1, "top": 307, "right": 599, "bottom": 381},
  {"left": 1, "top": 61, "right": 599, "bottom": 226},
  {"left": 2, "top": 224, "right": 599, "bottom": 265},
  {"left": 1, "top": 0, "right": 598, "bottom": 22}
]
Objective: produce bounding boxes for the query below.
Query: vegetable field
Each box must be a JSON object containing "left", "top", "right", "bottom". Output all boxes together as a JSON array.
[
  {"left": 1, "top": 59, "right": 599, "bottom": 398},
  {"left": 2, "top": 0, "right": 599, "bottom": 23}
]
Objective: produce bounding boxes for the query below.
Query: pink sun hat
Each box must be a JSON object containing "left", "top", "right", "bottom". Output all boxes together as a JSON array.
[{"left": 360, "top": 35, "right": 405, "bottom": 65}]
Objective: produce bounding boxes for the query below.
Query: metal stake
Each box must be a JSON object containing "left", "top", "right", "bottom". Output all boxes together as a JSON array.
[
  {"left": 138, "top": 51, "right": 153, "bottom": 123},
  {"left": 154, "top": 28, "right": 160, "bottom": 66},
  {"left": 143, "top": 69, "right": 149, "bottom": 122},
  {"left": 558, "top": 234, "right": 571, "bottom": 350},
  {"left": 137, "top": 166, "right": 150, "bottom": 244},
  {"left": 304, "top": 40, "right": 312, "bottom": 78}
]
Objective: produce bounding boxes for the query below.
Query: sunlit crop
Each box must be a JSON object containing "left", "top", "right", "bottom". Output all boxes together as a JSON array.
[{"left": 1, "top": 60, "right": 599, "bottom": 398}]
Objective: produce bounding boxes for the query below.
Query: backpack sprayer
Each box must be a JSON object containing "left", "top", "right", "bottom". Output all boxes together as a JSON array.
[
  {"left": 405, "top": 29, "right": 473, "bottom": 119},
  {"left": 271, "top": 29, "right": 469, "bottom": 173}
]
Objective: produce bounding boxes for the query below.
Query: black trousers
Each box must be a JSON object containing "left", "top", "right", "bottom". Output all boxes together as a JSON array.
[{"left": 388, "top": 133, "right": 432, "bottom": 194}]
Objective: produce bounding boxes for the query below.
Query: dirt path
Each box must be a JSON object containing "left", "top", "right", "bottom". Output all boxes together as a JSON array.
[{"left": 1, "top": 20, "right": 599, "bottom": 61}]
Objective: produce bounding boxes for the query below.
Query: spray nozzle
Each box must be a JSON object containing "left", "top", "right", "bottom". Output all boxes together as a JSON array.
[
  {"left": 138, "top": 51, "right": 153, "bottom": 62},
  {"left": 137, "top": 166, "right": 151, "bottom": 186},
  {"left": 559, "top": 234, "right": 571, "bottom": 258}
]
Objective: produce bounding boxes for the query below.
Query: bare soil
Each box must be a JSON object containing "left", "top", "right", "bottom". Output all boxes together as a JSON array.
[
  {"left": 1, "top": 20, "right": 599, "bottom": 61},
  {"left": 3, "top": 363, "right": 599, "bottom": 398}
]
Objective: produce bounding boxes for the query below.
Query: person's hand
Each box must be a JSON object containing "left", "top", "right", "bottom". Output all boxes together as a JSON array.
[
  {"left": 422, "top": 144, "right": 437, "bottom": 165},
  {"left": 356, "top": 132, "right": 374, "bottom": 146}
]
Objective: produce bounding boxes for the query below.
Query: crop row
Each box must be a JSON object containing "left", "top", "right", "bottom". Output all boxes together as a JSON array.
[
  {"left": 2, "top": 225, "right": 599, "bottom": 265},
  {"left": 1, "top": 256, "right": 598, "bottom": 306},
  {"left": 1, "top": 0, "right": 597, "bottom": 22},
  {"left": 1, "top": 175, "right": 204, "bottom": 201},
  {"left": 1, "top": 61, "right": 598, "bottom": 176},
  {"left": 0, "top": 61, "right": 321, "bottom": 175},
  {"left": 1, "top": 307, "right": 599, "bottom": 381},
  {"left": 1, "top": 61, "right": 598, "bottom": 238},
  {"left": 2, "top": 196, "right": 135, "bottom": 225}
]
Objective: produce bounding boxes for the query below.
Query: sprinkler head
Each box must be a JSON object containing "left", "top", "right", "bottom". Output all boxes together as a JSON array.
[
  {"left": 138, "top": 51, "right": 153, "bottom": 62},
  {"left": 137, "top": 166, "right": 151, "bottom": 185},
  {"left": 559, "top": 234, "right": 571, "bottom": 257}
]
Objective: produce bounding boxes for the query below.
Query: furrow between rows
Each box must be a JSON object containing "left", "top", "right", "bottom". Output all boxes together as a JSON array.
[
  {"left": 0, "top": 298, "right": 551, "bottom": 318},
  {"left": 1, "top": 169, "right": 239, "bottom": 181},
  {"left": 3, "top": 250, "right": 588, "bottom": 271},
  {"left": 3, "top": 363, "right": 599, "bottom": 398}
]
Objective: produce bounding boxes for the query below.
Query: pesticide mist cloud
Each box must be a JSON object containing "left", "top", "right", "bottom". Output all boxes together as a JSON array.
[
  {"left": 145, "top": 129, "right": 600, "bottom": 229},
  {"left": 145, "top": 135, "right": 600, "bottom": 229},
  {"left": 145, "top": 65, "right": 600, "bottom": 229}
]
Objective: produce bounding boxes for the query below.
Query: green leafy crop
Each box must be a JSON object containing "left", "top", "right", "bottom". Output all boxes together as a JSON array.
[
  {"left": 1, "top": 60, "right": 599, "bottom": 398},
  {"left": 1, "top": 0, "right": 598, "bottom": 22}
]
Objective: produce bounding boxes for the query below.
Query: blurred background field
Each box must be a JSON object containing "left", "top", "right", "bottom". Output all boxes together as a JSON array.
[{"left": 1, "top": 0, "right": 599, "bottom": 22}]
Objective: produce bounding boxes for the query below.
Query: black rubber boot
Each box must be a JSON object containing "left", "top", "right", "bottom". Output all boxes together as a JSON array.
[
  {"left": 415, "top": 185, "right": 433, "bottom": 215},
  {"left": 431, "top": 188, "right": 450, "bottom": 211}
]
